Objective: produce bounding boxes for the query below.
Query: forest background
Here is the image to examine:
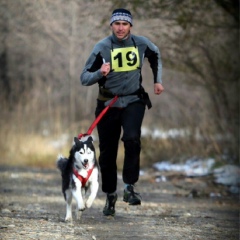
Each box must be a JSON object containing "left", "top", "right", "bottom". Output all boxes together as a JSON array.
[{"left": 0, "top": 0, "right": 239, "bottom": 169}]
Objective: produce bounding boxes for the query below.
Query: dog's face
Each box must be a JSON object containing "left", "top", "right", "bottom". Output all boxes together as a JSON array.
[{"left": 73, "top": 136, "right": 95, "bottom": 170}]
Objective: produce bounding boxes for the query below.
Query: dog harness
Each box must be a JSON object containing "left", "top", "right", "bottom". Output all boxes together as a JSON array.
[{"left": 73, "top": 167, "right": 94, "bottom": 188}]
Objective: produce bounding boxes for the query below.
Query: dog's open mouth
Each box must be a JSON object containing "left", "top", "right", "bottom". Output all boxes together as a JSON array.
[{"left": 82, "top": 162, "right": 89, "bottom": 169}]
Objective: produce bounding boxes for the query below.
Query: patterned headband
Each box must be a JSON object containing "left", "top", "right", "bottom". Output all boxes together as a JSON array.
[{"left": 110, "top": 9, "right": 133, "bottom": 26}]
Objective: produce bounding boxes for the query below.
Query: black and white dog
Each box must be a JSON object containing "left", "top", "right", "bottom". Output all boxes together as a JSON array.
[{"left": 57, "top": 136, "right": 99, "bottom": 221}]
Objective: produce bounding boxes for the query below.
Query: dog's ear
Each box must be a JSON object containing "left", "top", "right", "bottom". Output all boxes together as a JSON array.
[
  {"left": 73, "top": 137, "right": 81, "bottom": 148},
  {"left": 74, "top": 137, "right": 78, "bottom": 144},
  {"left": 87, "top": 136, "right": 93, "bottom": 143}
]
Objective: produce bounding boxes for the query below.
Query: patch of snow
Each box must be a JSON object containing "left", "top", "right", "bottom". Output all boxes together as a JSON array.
[
  {"left": 155, "top": 176, "right": 167, "bottom": 182},
  {"left": 153, "top": 157, "right": 215, "bottom": 177},
  {"left": 213, "top": 165, "right": 240, "bottom": 187},
  {"left": 153, "top": 159, "right": 240, "bottom": 194},
  {"left": 141, "top": 127, "right": 190, "bottom": 139}
]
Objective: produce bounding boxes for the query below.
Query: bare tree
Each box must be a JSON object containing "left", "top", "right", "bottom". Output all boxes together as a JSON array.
[{"left": 0, "top": 0, "right": 238, "bottom": 161}]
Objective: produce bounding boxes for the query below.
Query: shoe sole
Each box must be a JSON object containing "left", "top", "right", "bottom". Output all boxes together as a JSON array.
[
  {"left": 103, "top": 211, "right": 115, "bottom": 216},
  {"left": 123, "top": 198, "right": 141, "bottom": 205},
  {"left": 129, "top": 201, "right": 141, "bottom": 206}
]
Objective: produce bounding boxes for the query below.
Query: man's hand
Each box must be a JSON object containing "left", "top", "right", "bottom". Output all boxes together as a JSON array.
[
  {"left": 100, "top": 62, "right": 111, "bottom": 76},
  {"left": 154, "top": 83, "right": 164, "bottom": 95}
]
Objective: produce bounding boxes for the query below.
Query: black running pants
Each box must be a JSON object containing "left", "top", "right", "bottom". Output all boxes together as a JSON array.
[{"left": 95, "top": 100, "right": 146, "bottom": 194}]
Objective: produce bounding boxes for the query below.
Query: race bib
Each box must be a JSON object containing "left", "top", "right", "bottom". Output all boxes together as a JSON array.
[{"left": 111, "top": 47, "right": 140, "bottom": 72}]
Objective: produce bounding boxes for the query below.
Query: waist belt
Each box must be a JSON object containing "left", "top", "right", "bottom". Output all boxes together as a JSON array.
[{"left": 98, "top": 86, "right": 152, "bottom": 109}]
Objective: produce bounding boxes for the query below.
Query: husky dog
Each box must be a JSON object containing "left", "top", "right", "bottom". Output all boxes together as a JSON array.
[{"left": 57, "top": 136, "right": 99, "bottom": 221}]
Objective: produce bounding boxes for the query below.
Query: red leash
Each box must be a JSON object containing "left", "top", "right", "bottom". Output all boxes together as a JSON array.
[{"left": 78, "top": 96, "right": 118, "bottom": 139}]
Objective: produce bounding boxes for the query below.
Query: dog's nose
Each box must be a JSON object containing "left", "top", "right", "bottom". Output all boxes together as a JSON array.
[{"left": 84, "top": 159, "right": 88, "bottom": 164}]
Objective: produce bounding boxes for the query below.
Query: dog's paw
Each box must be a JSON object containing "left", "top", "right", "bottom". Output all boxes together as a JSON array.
[
  {"left": 77, "top": 204, "right": 86, "bottom": 211},
  {"left": 85, "top": 199, "right": 93, "bottom": 209},
  {"left": 65, "top": 216, "right": 72, "bottom": 222},
  {"left": 76, "top": 210, "right": 83, "bottom": 220}
]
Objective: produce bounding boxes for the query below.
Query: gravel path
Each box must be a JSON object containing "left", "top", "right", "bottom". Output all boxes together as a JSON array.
[{"left": 0, "top": 166, "right": 239, "bottom": 240}]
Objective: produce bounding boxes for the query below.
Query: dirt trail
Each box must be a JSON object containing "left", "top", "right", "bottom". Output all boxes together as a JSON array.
[{"left": 0, "top": 166, "right": 239, "bottom": 240}]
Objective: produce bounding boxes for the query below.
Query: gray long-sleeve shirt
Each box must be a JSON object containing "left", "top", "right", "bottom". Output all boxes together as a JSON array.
[{"left": 80, "top": 33, "right": 162, "bottom": 108}]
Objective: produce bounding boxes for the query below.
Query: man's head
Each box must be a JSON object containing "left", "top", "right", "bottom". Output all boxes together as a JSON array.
[
  {"left": 110, "top": 8, "right": 133, "bottom": 26},
  {"left": 110, "top": 9, "right": 132, "bottom": 40}
]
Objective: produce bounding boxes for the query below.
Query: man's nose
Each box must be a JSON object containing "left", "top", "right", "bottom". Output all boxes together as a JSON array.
[{"left": 119, "top": 24, "right": 123, "bottom": 30}]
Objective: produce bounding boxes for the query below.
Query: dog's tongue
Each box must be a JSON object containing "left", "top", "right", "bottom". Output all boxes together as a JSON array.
[{"left": 84, "top": 163, "right": 89, "bottom": 168}]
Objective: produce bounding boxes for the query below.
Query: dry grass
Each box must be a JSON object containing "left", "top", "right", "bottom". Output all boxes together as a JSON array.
[
  {"left": 0, "top": 128, "right": 225, "bottom": 170},
  {"left": 0, "top": 95, "right": 236, "bottom": 169},
  {"left": 0, "top": 132, "right": 69, "bottom": 169},
  {"left": 0, "top": 127, "right": 233, "bottom": 171}
]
